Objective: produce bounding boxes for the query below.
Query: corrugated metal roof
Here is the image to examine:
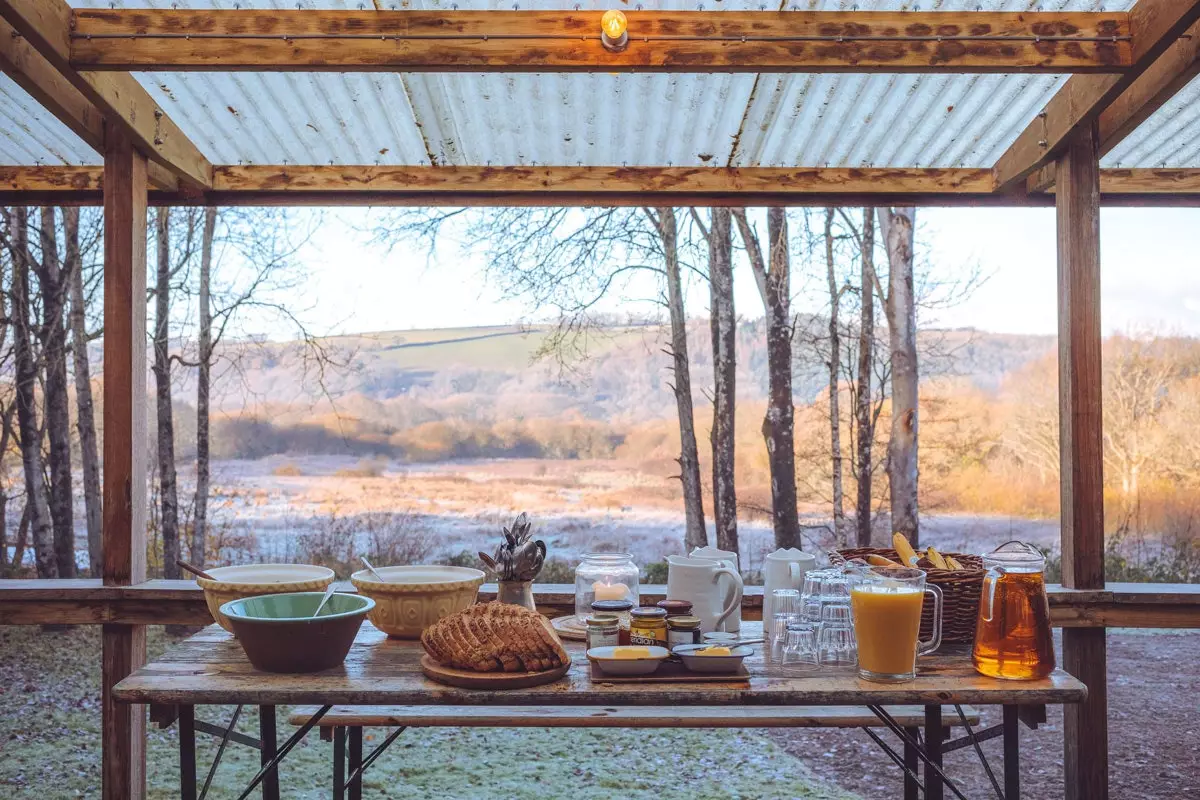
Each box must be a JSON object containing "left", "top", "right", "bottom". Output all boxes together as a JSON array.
[{"left": 5, "top": 0, "right": 1194, "bottom": 171}]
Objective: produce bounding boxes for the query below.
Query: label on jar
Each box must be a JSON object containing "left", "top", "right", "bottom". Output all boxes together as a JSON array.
[
  {"left": 588, "top": 629, "right": 620, "bottom": 649},
  {"left": 668, "top": 628, "right": 698, "bottom": 649},
  {"left": 629, "top": 630, "right": 666, "bottom": 647}
]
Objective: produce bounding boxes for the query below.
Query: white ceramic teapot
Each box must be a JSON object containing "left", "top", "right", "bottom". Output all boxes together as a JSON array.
[
  {"left": 762, "top": 547, "right": 818, "bottom": 622},
  {"left": 667, "top": 555, "right": 743, "bottom": 633}
]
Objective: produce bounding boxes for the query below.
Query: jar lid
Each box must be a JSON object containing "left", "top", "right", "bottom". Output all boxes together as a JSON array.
[
  {"left": 591, "top": 599, "right": 634, "bottom": 613},
  {"left": 631, "top": 606, "right": 668, "bottom": 619},
  {"left": 586, "top": 614, "right": 619, "bottom": 628},
  {"left": 667, "top": 615, "right": 701, "bottom": 629},
  {"left": 656, "top": 599, "right": 694, "bottom": 615},
  {"left": 702, "top": 631, "right": 738, "bottom": 643}
]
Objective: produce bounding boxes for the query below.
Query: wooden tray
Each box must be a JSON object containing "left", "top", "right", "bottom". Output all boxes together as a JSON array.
[
  {"left": 420, "top": 654, "right": 571, "bottom": 690},
  {"left": 550, "top": 614, "right": 588, "bottom": 641},
  {"left": 589, "top": 659, "right": 750, "bottom": 684}
]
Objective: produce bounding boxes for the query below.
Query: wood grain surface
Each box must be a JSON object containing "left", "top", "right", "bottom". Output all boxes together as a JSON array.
[{"left": 112, "top": 622, "right": 1086, "bottom": 708}]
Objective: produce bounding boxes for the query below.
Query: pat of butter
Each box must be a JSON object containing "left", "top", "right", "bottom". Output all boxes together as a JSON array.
[
  {"left": 696, "top": 646, "right": 732, "bottom": 656},
  {"left": 611, "top": 647, "right": 651, "bottom": 660}
]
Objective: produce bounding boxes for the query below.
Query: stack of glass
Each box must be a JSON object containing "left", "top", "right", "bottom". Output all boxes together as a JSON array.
[{"left": 769, "top": 568, "right": 857, "bottom": 674}]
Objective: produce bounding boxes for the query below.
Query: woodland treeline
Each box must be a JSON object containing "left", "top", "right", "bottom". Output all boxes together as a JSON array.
[{"left": 0, "top": 206, "right": 319, "bottom": 578}]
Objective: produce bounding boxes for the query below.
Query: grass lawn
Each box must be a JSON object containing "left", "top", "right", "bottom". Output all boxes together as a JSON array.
[{"left": 0, "top": 626, "right": 859, "bottom": 800}]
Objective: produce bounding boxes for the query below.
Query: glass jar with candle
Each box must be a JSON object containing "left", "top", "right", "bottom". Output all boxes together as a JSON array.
[{"left": 575, "top": 553, "right": 640, "bottom": 619}]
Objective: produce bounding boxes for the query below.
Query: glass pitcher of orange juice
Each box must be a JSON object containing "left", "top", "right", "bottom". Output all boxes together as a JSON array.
[
  {"left": 972, "top": 541, "right": 1056, "bottom": 680},
  {"left": 850, "top": 566, "right": 942, "bottom": 683}
]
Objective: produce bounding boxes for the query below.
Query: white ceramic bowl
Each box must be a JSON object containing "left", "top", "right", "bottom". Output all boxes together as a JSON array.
[
  {"left": 350, "top": 565, "right": 485, "bottom": 639},
  {"left": 196, "top": 563, "right": 336, "bottom": 633},
  {"left": 672, "top": 643, "right": 754, "bottom": 674},
  {"left": 586, "top": 645, "right": 671, "bottom": 676}
]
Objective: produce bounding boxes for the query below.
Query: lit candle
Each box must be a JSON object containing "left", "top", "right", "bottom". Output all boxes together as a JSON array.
[{"left": 592, "top": 580, "right": 627, "bottom": 602}]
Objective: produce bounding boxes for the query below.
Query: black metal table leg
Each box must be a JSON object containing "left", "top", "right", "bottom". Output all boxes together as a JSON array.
[
  {"left": 1004, "top": 705, "right": 1021, "bottom": 800},
  {"left": 348, "top": 727, "right": 363, "bottom": 800},
  {"left": 925, "top": 704, "right": 945, "bottom": 800},
  {"left": 179, "top": 704, "right": 197, "bottom": 800},
  {"left": 903, "top": 726, "right": 920, "bottom": 800},
  {"left": 333, "top": 727, "right": 346, "bottom": 800},
  {"left": 259, "top": 705, "right": 279, "bottom": 800}
]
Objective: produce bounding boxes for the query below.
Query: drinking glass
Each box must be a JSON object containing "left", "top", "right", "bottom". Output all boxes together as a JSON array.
[
  {"left": 817, "top": 604, "right": 857, "bottom": 667},
  {"left": 769, "top": 589, "right": 801, "bottom": 659},
  {"left": 782, "top": 621, "right": 819, "bottom": 671}
]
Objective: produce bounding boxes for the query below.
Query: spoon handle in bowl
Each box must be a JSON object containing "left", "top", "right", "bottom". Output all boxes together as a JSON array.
[{"left": 176, "top": 560, "right": 217, "bottom": 581}]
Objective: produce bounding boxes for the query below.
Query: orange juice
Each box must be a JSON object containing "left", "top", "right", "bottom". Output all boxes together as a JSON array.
[{"left": 851, "top": 585, "right": 925, "bottom": 677}]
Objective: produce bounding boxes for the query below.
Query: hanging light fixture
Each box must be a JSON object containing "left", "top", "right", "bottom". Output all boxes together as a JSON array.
[{"left": 600, "top": 9, "right": 629, "bottom": 53}]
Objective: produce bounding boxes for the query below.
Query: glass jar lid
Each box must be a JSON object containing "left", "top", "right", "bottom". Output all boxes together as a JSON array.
[
  {"left": 580, "top": 552, "right": 635, "bottom": 564},
  {"left": 631, "top": 606, "right": 668, "bottom": 619},
  {"left": 656, "top": 599, "right": 694, "bottom": 616},
  {"left": 667, "top": 615, "right": 701, "bottom": 630},
  {"left": 586, "top": 614, "right": 620, "bottom": 629},
  {"left": 591, "top": 599, "right": 634, "bottom": 613},
  {"left": 983, "top": 540, "right": 1045, "bottom": 573}
]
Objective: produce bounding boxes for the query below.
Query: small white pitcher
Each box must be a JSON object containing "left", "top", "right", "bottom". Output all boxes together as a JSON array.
[
  {"left": 762, "top": 548, "right": 818, "bottom": 622},
  {"left": 689, "top": 545, "right": 742, "bottom": 633},
  {"left": 667, "top": 555, "right": 743, "bottom": 633}
]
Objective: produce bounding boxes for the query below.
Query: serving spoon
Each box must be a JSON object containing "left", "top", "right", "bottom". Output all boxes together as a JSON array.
[
  {"left": 311, "top": 583, "right": 337, "bottom": 618},
  {"left": 361, "top": 556, "right": 386, "bottom": 582}
]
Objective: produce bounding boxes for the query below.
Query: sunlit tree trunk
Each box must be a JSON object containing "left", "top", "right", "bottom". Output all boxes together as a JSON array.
[
  {"left": 856, "top": 209, "right": 877, "bottom": 547},
  {"left": 154, "top": 208, "right": 181, "bottom": 578},
  {"left": 65, "top": 208, "right": 103, "bottom": 576},
  {"left": 824, "top": 209, "right": 846, "bottom": 545},
  {"left": 708, "top": 208, "right": 738, "bottom": 555},
  {"left": 192, "top": 207, "right": 217, "bottom": 567}
]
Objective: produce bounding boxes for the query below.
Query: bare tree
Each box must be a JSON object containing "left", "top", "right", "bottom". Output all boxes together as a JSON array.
[
  {"left": 65, "top": 207, "right": 103, "bottom": 576},
  {"left": 855, "top": 209, "right": 879, "bottom": 546},
  {"left": 34, "top": 207, "right": 76, "bottom": 576},
  {"left": 192, "top": 207, "right": 216, "bottom": 566},
  {"left": 704, "top": 208, "right": 738, "bottom": 554},
  {"left": 3, "top": 208, "right": 56, "bottom": 577},
  {"left": 877, "top": 207, "right": 920, "bottom": 545},
  {"left": 734, "top": 208, "right": 800, "bottom": 549},
  {"left": 153, "top": 208, "right": 182, "bottom": 578},
  {"left": 645, "top": 207, "right": 706, "bottom": 551},
  {"left": 822, "top": 209, "right": 847, "bottom": 545}
]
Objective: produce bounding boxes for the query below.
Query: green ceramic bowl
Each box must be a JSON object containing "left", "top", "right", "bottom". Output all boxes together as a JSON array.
[{"left": 220, "top": 592, "right": 375, "bottom": 673}]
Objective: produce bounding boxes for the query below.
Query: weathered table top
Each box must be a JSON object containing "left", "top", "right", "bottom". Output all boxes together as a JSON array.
[{"left": 114, "top": 622, "right": 1086, "bottom": 708}]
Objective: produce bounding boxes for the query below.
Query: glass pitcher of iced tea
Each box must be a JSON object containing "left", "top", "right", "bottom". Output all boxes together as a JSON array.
[{"left": 972, "top": 541, "right": 1055, "bottom": 680}]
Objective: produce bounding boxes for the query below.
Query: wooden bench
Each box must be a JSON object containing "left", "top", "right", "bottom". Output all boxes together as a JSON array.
[{"left": 290, "top": 704, "right": 981, "bottom": 800}]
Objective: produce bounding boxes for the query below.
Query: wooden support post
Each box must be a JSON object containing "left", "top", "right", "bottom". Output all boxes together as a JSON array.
[
  {"left": 101, "top": 130, "right": 149, "bottom": 800},
  {"left": 1055, "top": 120, "right": 1108, "bottom": 800}
]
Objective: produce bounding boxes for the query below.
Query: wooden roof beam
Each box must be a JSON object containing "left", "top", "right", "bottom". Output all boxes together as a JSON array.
[
  {"left": 0, "top": 0, "right": 210, "bottom": 188},
  {"left": 993, "top": 0, "right": 1200, "bottom": 192},
  {"left": 69, "top": 10, "right": 1131, "bottom": 74}
]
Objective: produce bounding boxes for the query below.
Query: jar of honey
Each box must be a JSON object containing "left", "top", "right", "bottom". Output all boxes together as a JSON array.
[
  {"left": 972, "top": 541, "right": 1056, "bottom": 680},
  {"left": 629, "top": 606, "right": 668, "bottom": 647}
]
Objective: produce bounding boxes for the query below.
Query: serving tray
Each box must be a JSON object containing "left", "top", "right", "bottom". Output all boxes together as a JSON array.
[
  {"left": 421, "top": 655, "right": 572, "bottom": 689},
  {"left": 588, "top": 660, "right": 750, "bottom": 684}
]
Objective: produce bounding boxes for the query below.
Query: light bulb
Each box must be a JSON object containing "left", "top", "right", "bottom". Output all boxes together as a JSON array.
[
  {"left": 600, "top": 9, "right": 629, "bottom": 52},
  {"left": 601, "top": 10, "right": 627, "bottom": 40}
]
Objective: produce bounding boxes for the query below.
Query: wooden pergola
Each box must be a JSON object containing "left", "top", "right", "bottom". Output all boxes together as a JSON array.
[{"left": 2, "top": 0, "right": 1200, "bottom": 798}]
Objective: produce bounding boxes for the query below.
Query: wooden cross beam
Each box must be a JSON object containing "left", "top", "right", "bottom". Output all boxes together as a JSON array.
[
  {"left": 0, "top": 0, "right": 211, "bottom": 188},
  {"left": 993, "top": 0, "right": 1200, "bottom": 191},
  {"left": 68, "top": 10, "right": 1132, "bottom": 73}
]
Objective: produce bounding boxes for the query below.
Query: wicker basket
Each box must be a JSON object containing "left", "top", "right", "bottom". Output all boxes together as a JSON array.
[{"left": 830, "top": 547, "right": 985, "bottom": 643}]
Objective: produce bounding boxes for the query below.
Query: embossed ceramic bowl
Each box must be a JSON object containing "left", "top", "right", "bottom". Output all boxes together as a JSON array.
[
  {"left": 197, "top": 564, "right": 336, "bottom": 633},
  {"left": 350, "top": 565, "right": 485, "bottom": 639}
]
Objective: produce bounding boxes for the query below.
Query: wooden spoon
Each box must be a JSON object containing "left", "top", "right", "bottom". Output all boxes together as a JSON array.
[{"left": 176, "top": 560, "right": 216, "bottom": 581}]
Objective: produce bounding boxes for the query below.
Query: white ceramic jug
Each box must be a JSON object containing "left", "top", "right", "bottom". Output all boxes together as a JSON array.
[
  {"left": 667, "top": 555, "right": 743, "bottom": 634},
  {"left": 762, "top": 548, "right": 818, "bottom": 622},
  {"left": 689, "top": 546, "right": 743, "bottom": 632}
]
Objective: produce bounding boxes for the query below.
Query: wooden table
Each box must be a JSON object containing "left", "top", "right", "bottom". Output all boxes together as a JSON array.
[{"left": 114, "top": 622, "right": 1086, "bottom": 800}]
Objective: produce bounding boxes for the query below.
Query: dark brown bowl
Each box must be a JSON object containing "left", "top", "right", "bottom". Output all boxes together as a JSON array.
[{"left": 220, "top": 592, "right": 375, "bottom": 673}]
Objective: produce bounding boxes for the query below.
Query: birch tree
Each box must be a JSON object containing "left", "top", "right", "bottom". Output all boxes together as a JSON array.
[
  {"left": 855, "top": 209, "right": 879, "bottom": 546},
  {"left": 702, "top": 208, "right": 738, "bottom": 555},
  {"left": 153, "top": 208, "right": 182, "bottom": 578},
  {"left": 733, "top": 208, "right": 800, "bottom": 549},
  {"left": 822, "top": 209, "right": 847, "bottom": 544},
  {"left": 877, "top": 207, "right": 920, "bottom": 545},
  {"left": 192, "top": 208, "right": 216, "bottom": 566}
]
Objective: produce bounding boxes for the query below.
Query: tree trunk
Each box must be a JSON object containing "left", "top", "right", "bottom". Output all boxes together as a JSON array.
[
  {"left": 6, "top": 208, "right": 56, "bottom": 578},
  {"left": 878, "top": 207, "right": 920, "bottom": 546},
  {"left": 734, "top": 209, "right": 799, "bottom": 550},
  {"left": 655, "top": 208, "right": 707, "bottom": 551},
  {"left": 856, "top": 208, "right": 877, "bottom": 547},
  {"left": 154, "top": 208, "right": 181, "bottom": 578},
  {"left": 708, "top": 208, "right": 738, "bottom": 555},
  {"left": 824, "top": 209, "right": 846, "bottom": 545},
  {"left": 65, "top": 207, "right": 103, "bottom": 576},
  {"left": 37, "top": 207, "right": 77, "bottom": 577},
  {"left": 192, "top": 207, "right": 217, "bottom": 567}
]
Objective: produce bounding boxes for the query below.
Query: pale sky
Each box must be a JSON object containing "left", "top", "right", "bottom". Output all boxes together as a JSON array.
[{"left": 277, "top": 207, "right": 1200, "bottom": 340}]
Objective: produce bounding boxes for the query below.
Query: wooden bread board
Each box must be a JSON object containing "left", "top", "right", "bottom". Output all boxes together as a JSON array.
[
  {"left": 550, "top": 614, "right": 588, "bottom": 641},
  {"left": 589, "top": 660, "right": 750, "bottom": 684},
  {"left": 421, "top": 654, "right": 571, "bottom": 690}
]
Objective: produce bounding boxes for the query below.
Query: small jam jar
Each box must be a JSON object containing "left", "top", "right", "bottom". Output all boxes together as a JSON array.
[
  {"left": 629, "top": 606, "right": 668, "bottom": 647},
  {"left": 656, "top": 599, "right": 694, "bottom": 618},
  {"left": 585, "top": 614, "right": 621, "bottom": 650},
  {"left": 591, "top": 599, "right": 634, "bottom": 646},
  {"left": 667, "top": 615, "right": 702, "bottom": 649}
]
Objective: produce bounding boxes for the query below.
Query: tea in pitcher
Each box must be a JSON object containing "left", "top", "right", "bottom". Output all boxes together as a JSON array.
[{"left": 972, "top": 542, "right": 1056, "bottom": 680}]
